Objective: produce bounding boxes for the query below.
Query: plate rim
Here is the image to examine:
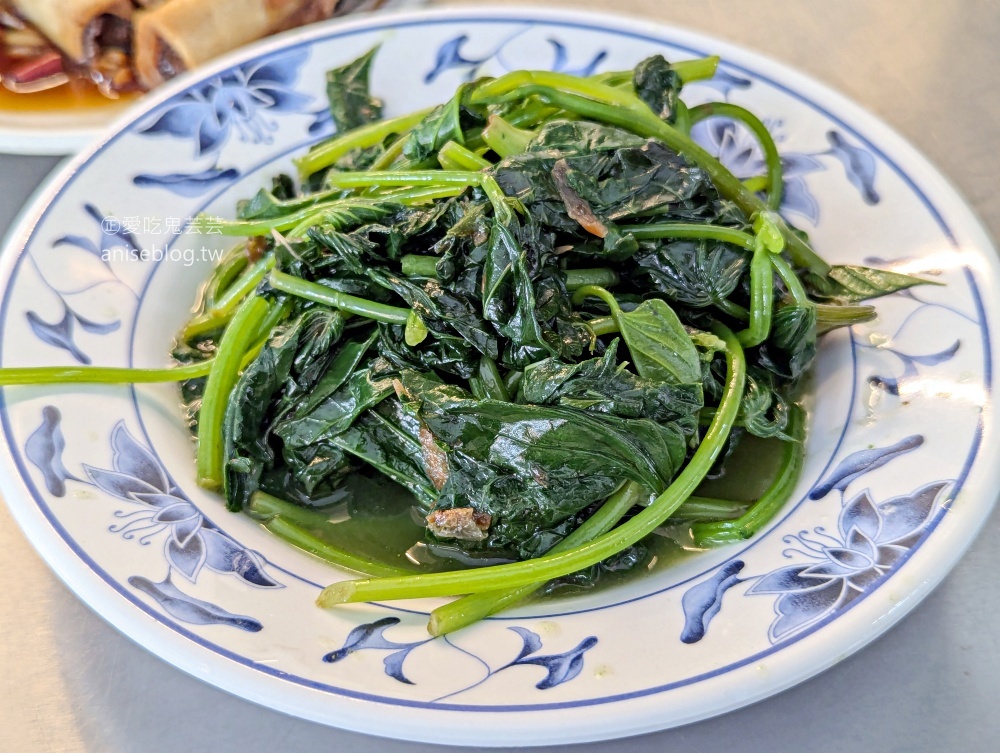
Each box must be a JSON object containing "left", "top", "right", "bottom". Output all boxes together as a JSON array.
[{"left": 0, "top": 5, "right": 998, "bottom": 746}]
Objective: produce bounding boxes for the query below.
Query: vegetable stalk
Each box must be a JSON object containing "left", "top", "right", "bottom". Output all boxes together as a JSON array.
[
  {"left": 316, "top": 324, "right": 746, "bottom": 606},
  {"left": 196, "top": 295, "right": 272, "bottom": 490},
  {"left": 294, "top": 108, "right": 433, "bottom": 178},
  {"left": 428, "top": 481, "right": 647, "bottom": 636},
  {"left": 692, "top": 405, "right": 806, "bottom": 545},
  {"left": 268, "top": 271, "right": 411, "bottom": 325}
]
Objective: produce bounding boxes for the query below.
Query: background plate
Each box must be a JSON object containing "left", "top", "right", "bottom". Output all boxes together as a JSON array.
[{"left": 0, "top": 0, "right": 427, "bottom": 156}]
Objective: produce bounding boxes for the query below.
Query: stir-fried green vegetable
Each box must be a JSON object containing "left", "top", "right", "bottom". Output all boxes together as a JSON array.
[{"left": 0, "top": 48, "right": 935, "bottom": 635}]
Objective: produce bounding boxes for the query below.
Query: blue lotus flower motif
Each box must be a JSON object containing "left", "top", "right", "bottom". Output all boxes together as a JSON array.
[
  {"left": 138, "top": 49, "right": 312, "bottom": 156},
  {"left": 80, "top": 421, "right": 279, "bottom": 588},
  {"left": 691, "top": 117, "right": 825, "bottom": 225},
  {"left": 749, "top": 480, "right": 947, "bottom": 642}
]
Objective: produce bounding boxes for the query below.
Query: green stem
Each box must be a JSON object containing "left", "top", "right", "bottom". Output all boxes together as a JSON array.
[
  {"left": 438, "top": 141, "right": 491, "bottom": 171},
  {"left": 0, "top": 361, "right": 215, "bottom": 386},
  {"left": 323, "top": 170, "right": 480, "bottom": 189},
  {"left": 673, "top": 496, "right": 748, "bottom": 522},
  {"left": 673, "top": 100, "right": 691, "bottom": 135},
  {"left": 316, "top": 324, "right": 746, "bottom": 606},
  {"left": 203, "top": 248, "right": 248, "bottom": 309},
  {"left": 571, "top": 284, "right": 618, "bottom": 311},
  {"left": 0, "top": 301, "right": 288, "bottom": 388},
  {"left": 196, "top": 295, "right": 271, "bottom": 490},
  {"left": 182, "top": 255, "right": 275, "bottom": 340},
  {"left": 196, "top": 197, "right": 387, "bottom": 236},
  {"left": 691, "top": 405, "right": 805, "bottom": 545},
  {"left": 482, "top": 114, "right": 533, "bottom": 157},
  {"left": 428, "top": 481, "right": 646, "bottom": 636},
  {"left": 294, "top": 108, "right": 433, "bottom": 178},
  {"left": 737, "top": 246, "right": 775, "bottom": 347},
  {"left": 367, "top": 134, "right": 408, "bottom": 172},
  {"left": 690, "top": 102, "right": 784, "bottom": 210},
  {"left": 586, "top": 316, "right": 619, "bottom": 337},
  {"left": 671, "top": 55, "right": 721, "bottom": 83},
  {"left": 400, "top": 254, "right": 440, "bottom": 278},
  {"left": 715, "top": 298, "right": 751, "bottom": 321},
  {"left": 268, "top": 270, "right": 411, "bottom": 325},
  {"left": 770, "top": 253, "right": 811, "bottom": 306},
  {"left": 504, "top": 101, "right": 562, "bottom": 129},
  {"left": 595, "top": 57, "right": 720, "bottom": 87},
  {"left": 564, "top": 268, "right": 620, "bottom": 290},
  {"left": 625, "top": 222, "right": 755, "bottom": 250}
]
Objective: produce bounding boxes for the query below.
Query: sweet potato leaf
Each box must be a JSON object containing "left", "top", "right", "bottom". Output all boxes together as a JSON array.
[
  {"left": 824, "top": 264, "right": 939, "bottom": 302},
  {"left": 223, "top": 309, "right": 347, "bottom": 511},
  {"left": 633, "top": 55, "right": 683, "bottom": 122},
  {"left": 615, "top": 298, "right": 702, "bottom": 385},
  {"left": 326, "top": 45, "right": 383, "bottom": 133}
]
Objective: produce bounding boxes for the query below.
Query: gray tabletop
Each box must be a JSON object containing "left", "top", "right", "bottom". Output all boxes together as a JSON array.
[{"left": 2, "top": 1, "right": 998, "bottom": 751}]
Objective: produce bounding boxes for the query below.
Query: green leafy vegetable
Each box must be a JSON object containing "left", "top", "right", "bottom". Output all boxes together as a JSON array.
[
  {"left": 824, "top": 264, "right": 940, "bottom": 302},
  {"left": 325, "top": 44, "right": 383, "bottom": 132},
  {"left": 0, "top": 46, "right": 942, "bottom": 637}
]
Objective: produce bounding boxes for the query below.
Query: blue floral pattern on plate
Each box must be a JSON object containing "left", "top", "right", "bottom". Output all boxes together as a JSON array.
[
  {"left": 680, "top": 283, "right": 968, "bottom": 645},
  {"left": 25, "top": 409, "right": 279, "bottom": 631},
  {"left": 426, "top": 29, "right": 608, "bottom": 83},
  {"left": 691, "top": 117, "right": 879, "bottom": 225},
  {"left": 323, "top": 617, "right": 598, "bottom": 698},
  {"left": 133, "top": 49, "right": 313, "bottom": 196},
  {"left": 0, "top": 11, "right": 993, "bottom": 742},
  {"left": 24, "top": 204, "right": 138, "bottom": 363}
]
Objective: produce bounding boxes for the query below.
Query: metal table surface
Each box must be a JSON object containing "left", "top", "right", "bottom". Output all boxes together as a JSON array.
[{"left": 1, "top": 1, "right": 997, "bottom": 751}]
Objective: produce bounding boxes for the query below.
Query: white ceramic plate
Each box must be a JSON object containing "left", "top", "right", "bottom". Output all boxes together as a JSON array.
[
  {"left": 0, "top": 7, "right": 996, "bottom": 746},
  {"left": 0, "top": 0, "right": 426, "bottom": 155}
]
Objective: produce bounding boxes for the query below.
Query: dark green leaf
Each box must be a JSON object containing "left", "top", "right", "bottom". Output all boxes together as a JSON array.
[
  {"left": 519, "top": 339, "right": 703, "bottom": 425},
  {"left": 738, "top": 370, "right": 794, "bottom": 440},
  {"left": 401, "top": 370, "right": 688, "bottom": 551},
  {"left": 633, "top": 55, "right": 683, "bottom": 121},
  {"left": 223, "top": 310, "right": 347, "bottom": 511},
  {"left": 402, "top": 84, "right": 471, "bottom": 161},
  {"left": 632, "top": 239, "right": 748, "bottom": 308},
  {"left": 755, "top": 304, "right": 817, "bottom": 381},
  {"left": 274, "top": 362, "right": 395, "bottom": 451},
  {"left": 525, "top": 119, "right": 645, "bottom": 156},
  {"left": 328, "top": 400, "right": 438, "bottom": 509},
  {"left": 326, "top": 45, "right": 383, "bottom": 132},
  {"left": 616, "top": 298, "right": 701, "bottom": 385}
]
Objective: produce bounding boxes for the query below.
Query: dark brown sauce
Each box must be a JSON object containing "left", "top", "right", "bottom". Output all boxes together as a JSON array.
[
  {"left": 0, "top": 76, "right": 137, "bottom": 112},
  {"left": 0, "top": 19, "right": 139, "bottom": 113}
]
